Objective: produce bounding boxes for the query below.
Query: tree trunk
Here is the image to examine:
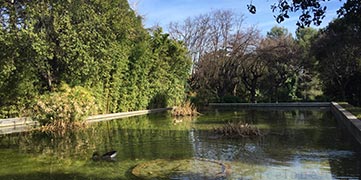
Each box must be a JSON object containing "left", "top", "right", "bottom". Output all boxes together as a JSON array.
[
  {"left": 250, "top": 79, "right": 257, "bottom": 103},
  {"left": 250, "top": 89, "right": 256, "bottom": 103}
]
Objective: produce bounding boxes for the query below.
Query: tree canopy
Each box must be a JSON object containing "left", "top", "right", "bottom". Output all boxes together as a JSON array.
[
  {"left": 1, "top": 0, "right": 360, "bottom": 119},
  {"left": 0, "top": 0, "right": 191, "bottom": 118},
  {"left": 169, "top": 6, "right": 360, "bottom": 105}
]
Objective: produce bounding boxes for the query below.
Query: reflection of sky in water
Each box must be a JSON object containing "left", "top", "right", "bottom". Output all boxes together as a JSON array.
[
  {"left": 191, "top": 138, "right": 359, "bottom": 179},
  {"left": 1, "top": 109, "right": 360, "bottom": 179},
  {"left": 220, "top": 149, "right": 357, "bottom": 179},
  {"left": 257, "top": 164, "right": 332, "bottom": 180},
  {"left": 188, "top": 109, "right": 361, "bottom": 180}
]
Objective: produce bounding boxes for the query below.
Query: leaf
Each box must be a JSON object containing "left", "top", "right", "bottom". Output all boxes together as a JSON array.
[
  {"left": 247, "top": 4, "right": 256, "bottom": 14},
  {"left": 276, "top": 15, "right": 285, "bottom": 23}
]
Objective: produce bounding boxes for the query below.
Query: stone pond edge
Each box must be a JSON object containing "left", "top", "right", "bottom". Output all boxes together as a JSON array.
[{"left": 330, "top": 102, "right": 361, "bottom": 144}]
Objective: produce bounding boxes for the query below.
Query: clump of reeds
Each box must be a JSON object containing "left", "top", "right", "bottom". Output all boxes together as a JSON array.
[
  {"left": 39, "top": 121, "right": 87, "bottom": 135},
  {"left": 213, "top": 122, "right": 262, "bottom": 138},
  {"left": 171, "top": 101, "right": 199, "bottom": 117}
]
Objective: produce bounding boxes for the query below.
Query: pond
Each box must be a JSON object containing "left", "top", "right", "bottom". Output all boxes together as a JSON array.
[{"left": 0, "top": 107, "right": 360, "bottom": 179}]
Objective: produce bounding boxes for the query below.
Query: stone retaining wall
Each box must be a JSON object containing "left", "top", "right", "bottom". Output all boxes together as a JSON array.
[
  {"left": 0, "top": 108, "right": 171, "bottom": 134},
  {"left": 330, "top": 102, "right": 361, "bottom": 144},
  {"left": 86, "top": 108, "right": 171, "bottom": 123},
  {"left": 209, "top": 102, "right": 330, "bottom": 107}
]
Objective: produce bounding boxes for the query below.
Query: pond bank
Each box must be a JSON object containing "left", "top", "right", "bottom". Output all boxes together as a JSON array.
[
  {"left": 331, "top": 102, "right": 361, "bottom": 144},
  {"left": 208, "top": 102, "right": 330, "bottom": 107}
]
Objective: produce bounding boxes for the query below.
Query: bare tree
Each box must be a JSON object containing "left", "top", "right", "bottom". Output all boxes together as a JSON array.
[
  {"left": 169, "top": 10, "right": 245, "bottom": 74},
  {"left": 169, "top": 10, "right": 267, "bottom": 103}
]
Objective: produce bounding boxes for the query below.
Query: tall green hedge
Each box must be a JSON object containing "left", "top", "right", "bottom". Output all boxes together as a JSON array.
[{"left": 0, "top": 0, "right": 191, "bottom": 118}]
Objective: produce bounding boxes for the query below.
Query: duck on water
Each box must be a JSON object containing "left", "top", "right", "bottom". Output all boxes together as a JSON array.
[{"left": 92, "top": 150, "right": 117, "bottom": 161}]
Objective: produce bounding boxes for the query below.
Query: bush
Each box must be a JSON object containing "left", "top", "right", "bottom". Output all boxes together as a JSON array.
[{"left": 31, "top": 83, "right": 97, "bottom": 125}]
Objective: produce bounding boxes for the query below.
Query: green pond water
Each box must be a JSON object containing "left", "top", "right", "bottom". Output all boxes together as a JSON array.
[{"left": 0, "top": 107, "right": 360, "bottom": 179}]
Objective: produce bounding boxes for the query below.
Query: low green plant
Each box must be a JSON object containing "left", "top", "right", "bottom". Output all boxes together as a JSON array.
[{"left": 31, "top": 83, "right": 98, "bottom": 126}]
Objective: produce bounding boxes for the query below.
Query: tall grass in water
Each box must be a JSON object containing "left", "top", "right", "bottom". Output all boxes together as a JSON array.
[
  {"left": 171, "top": 101, "right": 199, "bottom": 117},
  {"left": 213, "top": 122, "right": 262, "bottom": 138},
  {"left": 39, "top": 121, "right": 87, "bottom": 135}
]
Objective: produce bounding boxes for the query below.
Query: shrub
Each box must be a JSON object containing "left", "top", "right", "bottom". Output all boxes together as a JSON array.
[{"left": 31, "top": 83, "right": 97, "bottom": 126}]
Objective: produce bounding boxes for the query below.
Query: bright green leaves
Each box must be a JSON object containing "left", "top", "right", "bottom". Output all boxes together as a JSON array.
[
  {"left": 0, "top": 0, "right": 191, "bottom": 118},
  {"left": 32, "top": 83, "right": 97, "bottom": 124}
]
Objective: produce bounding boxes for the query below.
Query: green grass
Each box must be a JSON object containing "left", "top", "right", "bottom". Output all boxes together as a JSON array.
[{"left": 338, "top": 102, "right": 361, "bottom": 119}]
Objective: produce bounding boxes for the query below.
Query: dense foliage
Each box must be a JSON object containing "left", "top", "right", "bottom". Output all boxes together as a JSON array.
[
  {"left": 311, "top": 0, "right": 361, "bottom": 105},
  {"left": 169, "top": 5, "right": 360, "bottom": 105},
  {"left": 31, "top": 83, "right": 97, "bottom": 125},
  {"left": 169, "top": 10, "right": 323, "bottom": 104},
  {"left": 1, "top": 0, "right": 360, "bottom": 119},
  {"left": 0, "top": 0, "right": 191, "bottom": 119}
]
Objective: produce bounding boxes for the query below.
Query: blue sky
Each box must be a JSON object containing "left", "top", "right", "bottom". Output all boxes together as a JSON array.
[{"left": 128, "top": 0, "right": 345, "bottom": 36}]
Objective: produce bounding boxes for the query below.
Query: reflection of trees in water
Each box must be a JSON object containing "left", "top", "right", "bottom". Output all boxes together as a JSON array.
[
  {"left": 0, "top": 114, "right": 196, "bottom": 161},
  {"left": 191, "top": 109, "right": 358, "bottom": 168},
  {"left": 328, "top": 116, "right": 361, "bottom": 179},
  {"left": 0, "top": 109, "right": 360, "bottom": 179}
]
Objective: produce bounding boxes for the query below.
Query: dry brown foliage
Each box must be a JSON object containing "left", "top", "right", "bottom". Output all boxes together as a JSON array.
[
  {"left": 171, "top": 101, "right": 199, "bottom": 117},
  {"left": 213, "top": 122, "right": 262, "bottom": 138},
  {"left": 38, "top": 121, "right": 87, "bottom": 136}
]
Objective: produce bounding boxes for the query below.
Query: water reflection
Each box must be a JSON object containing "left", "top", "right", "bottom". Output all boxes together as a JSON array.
[{"left": 0, "top": 109, "right": 360, "bottom": 179}]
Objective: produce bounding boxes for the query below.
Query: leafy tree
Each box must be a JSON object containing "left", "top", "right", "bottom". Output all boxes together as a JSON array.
[
  {"left": 0, "top": 1, "right": 38, "bottom": 117},
  {"left": 295, "top": 27, "right": 323, "bottom": 101},
  {"left": 0, "top": 0, "right": 192, "bottom": 118},
  {"left": 312, "top": 17, "right": 361, "bottom": 104},
  {"left": 258, "top": 26, "right": 303, "bottom": 102},
  {"left": 148, "top": 28, "right": 192, "bottom": 108}
]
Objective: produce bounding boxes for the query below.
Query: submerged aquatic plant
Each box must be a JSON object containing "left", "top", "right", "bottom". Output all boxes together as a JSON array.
[
  {"left": 213, "top": 122, "right": 262, "bottom": 138},
  {"left": 171, "top": 101, "right": 199, "bottom": 117}
]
